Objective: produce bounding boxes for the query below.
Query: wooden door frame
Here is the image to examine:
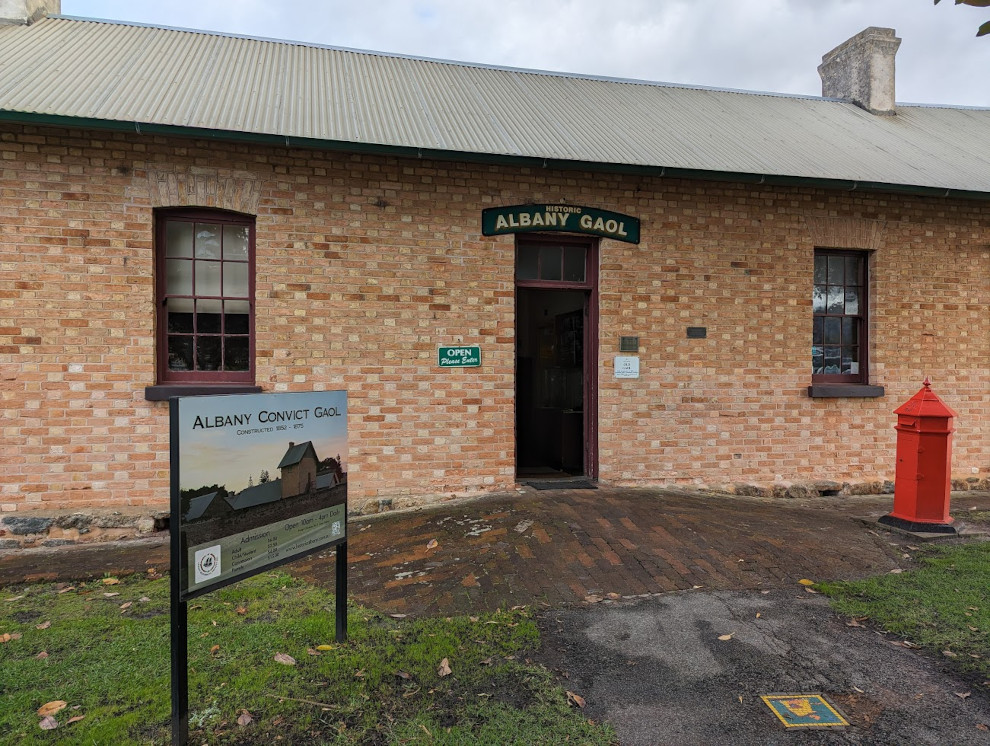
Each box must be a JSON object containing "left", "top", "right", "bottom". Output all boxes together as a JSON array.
[{"left": 514, "top": 235, "right": 599, "bottom": 479}]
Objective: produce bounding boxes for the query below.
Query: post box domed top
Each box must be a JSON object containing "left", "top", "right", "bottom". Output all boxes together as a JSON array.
[{"left": 893, "top": 378, "right": 958, "bottom": 419}]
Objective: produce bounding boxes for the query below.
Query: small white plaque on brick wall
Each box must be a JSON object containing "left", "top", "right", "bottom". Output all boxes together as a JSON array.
[{"left": 614, "top": 356, "right": 640, "bottom": 379}]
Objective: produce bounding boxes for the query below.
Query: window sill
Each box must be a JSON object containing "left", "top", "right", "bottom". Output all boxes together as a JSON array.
[
  {"left": 807, "top": 384, "right": 885, "bottom": 399},
  {"left": 145, "top": 384, "right": 263, "bottom": 401}
]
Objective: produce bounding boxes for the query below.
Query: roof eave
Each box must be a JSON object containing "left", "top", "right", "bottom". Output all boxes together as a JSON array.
[{"left": 3, "top": 109, "right": 988, "bottom": 202}]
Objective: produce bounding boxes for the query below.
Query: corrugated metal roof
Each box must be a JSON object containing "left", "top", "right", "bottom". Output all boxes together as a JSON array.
[{"left": 2, "top": 16, "right": 990, "bottom": 194}]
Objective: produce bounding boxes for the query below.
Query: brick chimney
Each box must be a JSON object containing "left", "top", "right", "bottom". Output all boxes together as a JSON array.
[
  {"left": 818, "top": 27, "right": 901, "bottom": 115},
  {"left": 0, "top": 0, "right": 59, "bottom": 25}
]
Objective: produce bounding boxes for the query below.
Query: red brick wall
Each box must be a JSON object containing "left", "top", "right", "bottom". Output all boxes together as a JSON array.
[{"left": 1, "top": 124, "right": 988, "bottom": 514}]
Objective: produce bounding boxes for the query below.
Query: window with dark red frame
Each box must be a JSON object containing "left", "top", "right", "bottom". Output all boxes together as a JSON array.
[
  {"left": 812, "top": 249, "right": 867, "bottom": 384},
  {"left": 515, "top": 238, "right": 590, "bottom": 284},
  {"left": 156, "top": 210, "right": 255, "bottom": 384}
]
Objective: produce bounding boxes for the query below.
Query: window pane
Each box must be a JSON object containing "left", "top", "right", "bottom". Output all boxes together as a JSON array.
[
  {"left": 196, "top": 336, "right": 222, "bottom": 371},
  {"left": 841, "top": 346, "right": 859, "bottom": 374},
  {"left": 812, "top": 316, "right": 823, "bottom": 345},
  {"left": 827, "top": 255, "right": 844, "bottom": 285},
  {"left": 196, "top": 260, "right": 222, "bottom": 296},
  {"left": 539, "top": 245, "right": 561, "bottom": 281},
  {"left": 845, "top": 256, "right": 862, "bottom": 283},
  {"left": 166, "top": 297, "right": 194, "bottom": 334},
  {"left": 562, "top": 246, "right": 586, "bottom": 282},
  {"left": 517, "top": 248, "right": 538, "bottom": 280},
  {"left": 198, "top": 298, "right": 222, "bottom": 334},
  {"left": 812, "top": 285, "right": 826, "bottom": 314},
  {"left": 812, "top": 348, "right": 824, "bottom": 374},
  {"left": 166, "top": 258, "right": 193, "bottom": 295},
  {"left": 225, "top": 337, "right": 250, "bottom": 371},
  {"left": 225, "top": 300, "right": 250, "bottom": 335},
  {"left": 824, "top": 317, "right": 840, "bottom": 345},
  {"left": 826, "top": 286, "right": 843, "bottom": 314},
  {"left": 224, "top": 262, "right": 249, "bottom": 296},
  {"left": 166, "top": 221, "right": 193, "bottom": 258},
  {"left": 195, "top": 223, "right": 222, "bottom": 259},
  {"left": 823, "top": 347, "right": 841, "bottom": 374},
  {"left": 167, "top": 336, "right": 193, "bottom": 371},
  {"left": 223, "top": 225, "right": 249, "bottom": 260},
  {"left": 841, "top": 316, "right": 858, "bottom": 346},
  {"left": 845, "top": 287, "right": 860, "bottom": 315},
  {"left": 813, "top": 255, "right": 827, "bottom": 284}
]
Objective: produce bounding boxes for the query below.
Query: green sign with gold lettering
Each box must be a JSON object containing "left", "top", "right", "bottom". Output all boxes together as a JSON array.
[{"left": 482, "top": 204, "right": 640, "bottom": 244}]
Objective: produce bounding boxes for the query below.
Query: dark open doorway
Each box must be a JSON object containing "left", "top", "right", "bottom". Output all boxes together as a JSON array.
[{"left": 514, "top": 236, "right": 598, "bottom": 481}]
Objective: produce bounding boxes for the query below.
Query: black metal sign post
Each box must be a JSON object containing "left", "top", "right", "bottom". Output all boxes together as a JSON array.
[{"left": 168, "top": 391, "right": 349, "bottom": 746}]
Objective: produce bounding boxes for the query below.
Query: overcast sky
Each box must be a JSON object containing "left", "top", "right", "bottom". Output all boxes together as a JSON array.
[{"left": 61, "top": 1, "right": 990, "bottom": 107}]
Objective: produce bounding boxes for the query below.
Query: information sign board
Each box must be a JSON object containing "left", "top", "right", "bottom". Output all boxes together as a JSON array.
[{"left": 171, "top": 390, "right": 347, "bottom": 599}]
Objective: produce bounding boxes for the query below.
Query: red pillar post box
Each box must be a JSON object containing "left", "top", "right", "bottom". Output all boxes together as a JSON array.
[{"left": 879, "top": 379, "right": 958, "bottom": 534}]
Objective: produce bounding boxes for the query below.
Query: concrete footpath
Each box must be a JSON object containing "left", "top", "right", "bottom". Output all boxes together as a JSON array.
[{"left": 2, "top": 487, "right": 990, "bottom": 743}]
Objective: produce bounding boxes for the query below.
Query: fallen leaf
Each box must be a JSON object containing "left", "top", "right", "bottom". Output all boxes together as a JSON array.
[
  {"left": 804, "top": 587, "right": 819, "bottom": 594},
  {"left": 956, "top": 691, "right": 971, "bottom": 699},
  {"left": 798, "top": 579, "right": 815, "bottom": 586},
  {"left": 606, "top": 593, "right": 621, "bottom": 600},
  {"left": 396, "top": 671, "right": 413, "bottom": 680},
  {"left": 717, "top": 633, "right": 735, "bottom": 641},
  {"left": 943, "top": 650, "right": 959, "bottom": 658},
  {"left": 567, "top": 691, "right": 586, "bottom": 708},
  {"left": 692, "top": 585, "right": 704, "bottom": 589},
  {"left": 39, "top": 716, "right": 59, "bottom": 730},
  {"left": 584, "top": 595, "right": 602, "bottom": 604},
  {"left": 977, "top": 723, "right": 989, "bottom": 732},
  {"left": 236, "top": 606, "right": 247, "bottom": 615},
  {"left": 755, "top": 613, "right": 761, "bottom": 619},
  {"left": 970, "top": 626, "right": 979, "bottom": 632},
  {"left": 103, "top": 593, "right": 119, "bottom": 598},
  {"left": 469, "top": 616, "right": 479, "bottom": 623},
  {"left": 426, "top": 539, "right": 439, "bottom": 550},
  {"left": 36, "top": 621, "right": 51, "bottom": 630},
  {"left": 5, "top": 596, "right": 24, "bottom": 602},
  {"left": 307, "top": 648, "right": 320, "bottom": 656},
  {"left": 389, "top": 614, "right": 407, "bottom": 619},
  {"left": 36, "top": 651, "right": 49, "bottom": 660},
  {"left": 888, "top": 568, "right": 904, "bottom": 574},
  {"left": 102, "top": 578, "right": 119, "bottom": 586},
  {"left": 67, "top": 715, "right": 85, "bottom": 725},
  {"left": 274, "top": 653, "right": 296, "bottom": 665},
  {"left": 120, "top": 602, "right": 132, "bottom": 611},
  {"left": 316, "top": 644, "right": 334, "bottom": 651},
  {"left": 354, "top": 669, "right": 365, "bottom": 678},
  {"left": 237, "top": 710, "right": 253, "bottom": 726},
  {"left": 57, "top": 587, "right": 75, "bottom": 594},
  {"left": 38, "top": 701, "right": 68, "bottom": 717},
  {"left": 846, "top": 619, "right": 865, "bottom": 628},
  {"left": 738, "top": 696, "right": 743, "bottom": 703},
  {"left": 0, "top": 634, "right": 11, "bottom": 644},
  {"left": 852, "top": 686, "right": 864, "bottom": 693},
  {"left": 210, "top": 645, "right": 220, "bottom": 655},
  {"left": 438, "top": 658, "right": 452, "bottom": 677}
]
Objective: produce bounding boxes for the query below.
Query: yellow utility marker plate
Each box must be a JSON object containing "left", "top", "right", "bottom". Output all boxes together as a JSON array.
[{"left": 761, "top": 694, "right": 849, "bottom": 728}]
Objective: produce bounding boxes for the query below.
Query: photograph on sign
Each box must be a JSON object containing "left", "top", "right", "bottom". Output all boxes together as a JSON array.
[{"left": 171, "top": 390, "right": 347, "bottom": 598}]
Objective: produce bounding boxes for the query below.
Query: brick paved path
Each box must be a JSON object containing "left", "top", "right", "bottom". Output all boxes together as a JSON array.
[{"left": 292, "top": 487, "right": 990, "bottom": 616}]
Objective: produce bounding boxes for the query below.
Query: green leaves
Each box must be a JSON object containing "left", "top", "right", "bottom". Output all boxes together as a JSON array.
[{"left": 935, "top": 0, "right": 990, "bottom": 35}]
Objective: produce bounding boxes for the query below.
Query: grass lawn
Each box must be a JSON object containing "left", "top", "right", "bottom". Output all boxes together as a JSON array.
[
  {"left": 0, "top": 571, "right": 615, "bottom": 745},
  {"left": 819, "top": 540, "right": 990, "bottom": 682}
]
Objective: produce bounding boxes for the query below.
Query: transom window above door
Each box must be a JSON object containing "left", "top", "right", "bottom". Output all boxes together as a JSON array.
[{"left": 516, "top": 242, "right": 587, "bottom": 283}]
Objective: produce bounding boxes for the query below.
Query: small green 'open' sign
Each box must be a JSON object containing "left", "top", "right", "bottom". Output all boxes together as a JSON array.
[{"left": 438, "top": 345, "right": 481, "bottom": 368}]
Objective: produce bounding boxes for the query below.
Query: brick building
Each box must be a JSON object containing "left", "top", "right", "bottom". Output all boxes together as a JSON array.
[{"left": 1, "top": 4, "right": 988, "bottom": 530}]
